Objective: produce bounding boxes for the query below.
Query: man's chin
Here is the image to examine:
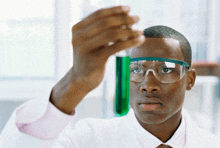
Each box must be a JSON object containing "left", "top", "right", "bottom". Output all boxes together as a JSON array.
[{"left": 134, "top": 110, "right": 167, "bottom": 125}]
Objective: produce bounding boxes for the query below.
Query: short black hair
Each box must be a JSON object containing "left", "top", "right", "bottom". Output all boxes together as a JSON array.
[{"left": 143, "top": 25, "right": 192, "bottom": 69}]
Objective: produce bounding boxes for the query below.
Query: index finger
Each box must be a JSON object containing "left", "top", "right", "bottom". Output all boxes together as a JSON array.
[{"left": 72, "top": 6, "right": 130, "bottom": 31}]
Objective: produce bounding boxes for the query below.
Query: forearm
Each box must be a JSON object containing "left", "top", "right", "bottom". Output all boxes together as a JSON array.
[{"left": 50, "top": 67, "right": 91, "bottom": 115}]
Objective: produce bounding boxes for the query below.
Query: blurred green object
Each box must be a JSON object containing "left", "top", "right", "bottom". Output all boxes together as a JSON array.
[{"left": 115, "top": 56, "right": 130, "bottom": 116}]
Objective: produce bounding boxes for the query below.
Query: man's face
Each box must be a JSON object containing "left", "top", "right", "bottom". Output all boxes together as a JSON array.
[{"left": 129, "top": 38, "right": 188, "bottom": 124}]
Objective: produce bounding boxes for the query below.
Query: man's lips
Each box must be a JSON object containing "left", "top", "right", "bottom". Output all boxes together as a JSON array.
[
  {"left": 139, "top": 103, "right": 161, "bottom": 111},
  {"left": 138, "top": 97, "right": 162, "bottom": 111}
]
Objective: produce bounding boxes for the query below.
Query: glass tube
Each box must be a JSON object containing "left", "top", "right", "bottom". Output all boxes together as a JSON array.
[
  {"left": 115, "top": 51, "right": 130, "bottom": 116},
  {"left": 114, "top": 0, "right": 131, "bottom": 117}
]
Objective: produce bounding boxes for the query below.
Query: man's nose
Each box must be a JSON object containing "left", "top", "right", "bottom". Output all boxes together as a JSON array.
[{"left": 140, "top": 71, "right": 161, "bottom": 93}]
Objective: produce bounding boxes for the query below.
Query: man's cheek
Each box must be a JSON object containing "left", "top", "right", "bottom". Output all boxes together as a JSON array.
[
  {"left": 129, "top": 86, "right": 138, "bottom": 109},
  {"left": 129, "top": 96, "right": 135, "bottom": 110},
  {"left": 166, "top": 85, "right": 185, "bottom": 105},
  {"left": 130, "top": 83, "right": 138, "bottom": 97},
  {"left": 162, "top": 85, "right": 179, "bottom": 103},
  {"left": 165, "top": 83, "right": 181, "bottom": 93},
  {"left": 130, "top": 92, "right": 136, "bottom": 105}
]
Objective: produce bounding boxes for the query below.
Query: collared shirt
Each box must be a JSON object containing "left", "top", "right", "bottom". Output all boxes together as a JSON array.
[
  {"left": 1, "top": 98, "right": 220, "bottom": 148},
  {"left": 51, "top": 107, "right": 186, "bottom": 148},
  {"left": 130, "top": 109, "right": 186, "bottom": 148}
]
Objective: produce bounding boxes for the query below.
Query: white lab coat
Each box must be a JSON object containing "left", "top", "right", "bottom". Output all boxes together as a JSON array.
[
  {"left": 1, "top": 101, "right": 220, "bottom": 148},
  {"left": 51, "top": 109, "right": 220, "bottom": 148}
]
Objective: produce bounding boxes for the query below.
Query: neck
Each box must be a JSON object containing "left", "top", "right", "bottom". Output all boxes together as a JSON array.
[{"left": 136, "top": 109, "right": 182, "bottom": 143}]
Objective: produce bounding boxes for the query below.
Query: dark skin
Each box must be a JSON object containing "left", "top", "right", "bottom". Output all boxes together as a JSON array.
[
  {"left": 50, "top": 6, "right": 145, "bottom": 115},
  {"left": 49, "top": 5, "right": 196, "bottom": 143},
  {"left": 129, "top": 38, "right": 196, "bottom": 142}
]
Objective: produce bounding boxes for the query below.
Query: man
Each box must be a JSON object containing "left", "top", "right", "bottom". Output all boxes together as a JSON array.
[{"left": 1, "top": 6, "right": 220, "bottom": 148}]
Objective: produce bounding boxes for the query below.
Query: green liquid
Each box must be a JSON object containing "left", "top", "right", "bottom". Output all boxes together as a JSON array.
[{"left": 115, "top": 56, "right": 130, "bottom": 116}]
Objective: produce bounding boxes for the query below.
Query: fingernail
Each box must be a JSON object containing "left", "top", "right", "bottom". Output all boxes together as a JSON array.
[
  {"left": 135, "top": 35, "right": 145, "bottom": 47},
  {"left": 139, "top": 35, "right": 145, "bottom": 42},
  {"left": 122, "top": 6, "right": 130, "bottom": 12},
  {"left": 132, "top": 16, "right": 139, "bottom": 23}
]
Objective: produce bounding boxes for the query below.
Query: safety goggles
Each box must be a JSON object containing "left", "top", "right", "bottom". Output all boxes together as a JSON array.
[{"left": 130, "top": 57, "right": 189, "bottom": 84}]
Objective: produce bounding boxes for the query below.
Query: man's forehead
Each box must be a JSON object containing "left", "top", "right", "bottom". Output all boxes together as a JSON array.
[{"left": 129, "top": 38, "right": 183, "bottom": 61}]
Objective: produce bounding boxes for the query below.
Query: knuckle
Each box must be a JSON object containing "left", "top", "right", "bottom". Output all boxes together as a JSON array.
[
  {"left": 123, "top": 15, "right": 135, "bottom": 25},
  {"left": 119, "top": 15, "right": 129, "bottom": 24},
  {"left": 72, "top": 22, "right": 82, "bottom": 32},
  {"left": 127, "top": 16, "right": 134, "bottom": 24},
  {"left": 94, "top": 8, "right": 105, "bottom": 17},
  {"left": 72, "top": 25, "right": 77, "bottom": 32},
  {"left": 118, "top": 6, "right": 124, "bottom": 11},
  {"left": 130, "top": 30, "right": 139, "bottom": 37},
  {"left": 131, "top": 38, "right": 139, "bottom": 45},
  {"left": 99, "top": 19, "right": 109, "bottom": 28},
  {"left": 110, "top": 16, "right": 130, "bottom": 27},
  {"left": 86, "top": 28, "right": 97, "bottom": 39},
  {"left": 72, "top": 31, "right": 85, "bottom": 45},
  {"left": 102, "top": 32, "right": 111, "bottom": 41},
  {"left": 117, "top": 29, "right": 129, "bottom": 40},
  {"left": 104, "top": 30, "right": 118, "bottom": 41}
]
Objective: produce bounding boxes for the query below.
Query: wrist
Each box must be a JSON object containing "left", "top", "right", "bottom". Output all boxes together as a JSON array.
[{"left": 50, "top": 68, "right": 91, "bottom": 115}]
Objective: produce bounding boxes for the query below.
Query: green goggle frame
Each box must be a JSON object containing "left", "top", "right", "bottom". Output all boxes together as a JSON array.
[{"left": 130, "top": 57, "right": 189, "bottom": 68}]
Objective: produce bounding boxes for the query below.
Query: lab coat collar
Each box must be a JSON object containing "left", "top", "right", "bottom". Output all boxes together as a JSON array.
[{"left": 127, "top": 108, "right": 186, "bottom": 148}]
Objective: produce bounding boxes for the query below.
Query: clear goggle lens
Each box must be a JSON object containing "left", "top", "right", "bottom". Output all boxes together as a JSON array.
[{"left": 130, "top": 60, "right": 187, "bottom": 83}]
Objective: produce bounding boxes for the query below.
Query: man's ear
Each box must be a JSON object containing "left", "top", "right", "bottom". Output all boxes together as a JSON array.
[{"left": 186, "top": 69, "right": 196, "bottom": 90}]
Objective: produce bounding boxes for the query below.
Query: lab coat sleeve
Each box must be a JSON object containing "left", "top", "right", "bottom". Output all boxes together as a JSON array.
[{"left": 1, "top": 98, "right": 75, "bottom": 148}]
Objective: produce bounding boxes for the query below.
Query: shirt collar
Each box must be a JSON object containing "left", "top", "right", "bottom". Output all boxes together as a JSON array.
[
  {"left": 165, "top": 114, "right": 186, "bottom": 147},
  {"left": 127, "top": 109, "right": 186, "bottom": 148}
]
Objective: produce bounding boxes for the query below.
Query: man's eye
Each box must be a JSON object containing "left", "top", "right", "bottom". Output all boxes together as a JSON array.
[
  {"left": 131, "top": 67, "right": 144, "bottom": 74},
  {"left": 161, "top": 68, "right": 173, "bottom": 73}
]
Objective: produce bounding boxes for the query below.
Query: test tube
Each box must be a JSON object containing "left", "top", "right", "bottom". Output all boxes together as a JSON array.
[
  {"left": 114, "top": 0, "right": 130, "bottom": 117},
  {"left": 115, "top": 50, "right": 130, "bottom": 117}
]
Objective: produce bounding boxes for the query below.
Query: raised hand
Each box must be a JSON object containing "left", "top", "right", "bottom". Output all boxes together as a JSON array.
[{"left": 50, "top": 6, "right": 145, "bottom": 115}]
